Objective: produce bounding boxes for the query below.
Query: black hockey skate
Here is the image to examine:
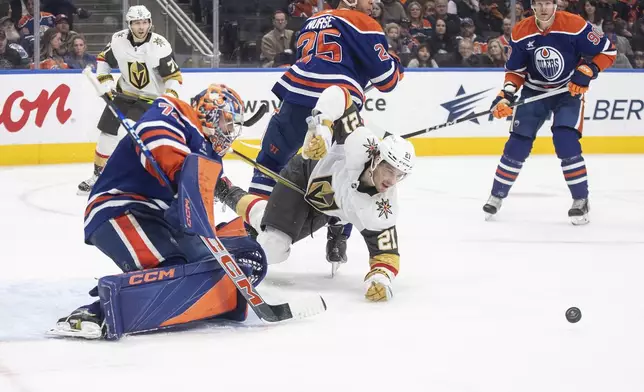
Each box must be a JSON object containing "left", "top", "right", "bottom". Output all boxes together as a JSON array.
[
  {"left": 568, "top": 198, "right": 590, "bottom": 226},
  {"left": 483, "top": 195, "right": 503, "bottom": 221},
  {"left": 77, "top": 164, "right": 102, "bottom": 196},
  {"left": 327, "top": 225, "right": 348, "bottom": 277},
  {"left": 47, "top": 307, "right": 105, "bottom": 340}
]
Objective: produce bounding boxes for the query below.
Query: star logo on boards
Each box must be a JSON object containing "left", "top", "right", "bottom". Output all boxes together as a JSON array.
[
  {"left": 440, "top": 85, "right": 492, "bottom": 125},
  {"left": 376, "top": 198, "right": 393, "bottom": 219}
]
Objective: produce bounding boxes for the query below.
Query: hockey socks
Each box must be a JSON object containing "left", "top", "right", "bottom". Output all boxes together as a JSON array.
[
  {"left": 561, "top": 155, "right": 588, "bottom": 199},
  {"left": 491, "top": 155, "right": 523, "bottom": 198}
]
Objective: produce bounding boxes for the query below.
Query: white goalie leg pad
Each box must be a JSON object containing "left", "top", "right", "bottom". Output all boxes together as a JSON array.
[{"left": 257, "top": 227, "right": 292, "bottom": 265}]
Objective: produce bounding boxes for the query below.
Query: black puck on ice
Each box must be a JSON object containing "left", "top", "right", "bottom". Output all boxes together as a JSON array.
[{"left": 565, "top": 307, "right": 582, "bottom": 323}]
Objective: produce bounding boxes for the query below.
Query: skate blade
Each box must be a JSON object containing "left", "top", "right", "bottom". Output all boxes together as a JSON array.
[
  {"left": 570, "top": 214, "right": 589, "bottom": 226},
  {"left": 47, "top": 322, "right": 103, "bottom": 340},
  {"left": 484, "top": 212, "right": 495, "bottom": 221},
  {"left": 330, "top": 262, "right": 341, "bottom": 278},
  {"left": 76, "top": 189, "right": 90, "bottom": 197}
]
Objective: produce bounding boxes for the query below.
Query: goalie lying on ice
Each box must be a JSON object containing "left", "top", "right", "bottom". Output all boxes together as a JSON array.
[{"left": 216, "top": 85, "right": 416, "bottom": 302}]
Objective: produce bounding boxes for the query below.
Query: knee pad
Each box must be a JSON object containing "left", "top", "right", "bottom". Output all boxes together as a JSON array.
[
  {"left": 96, "top": 131, "right": 121, "bottom": 158},
  {"left": 552, "top": 127, "right": 582, "bottom": 159},
  {"left": 257, "top": 227, "right": 292, "bottom": 265},
  {"left": 503, "top": 133, "right": 534, "bottom": 163}
]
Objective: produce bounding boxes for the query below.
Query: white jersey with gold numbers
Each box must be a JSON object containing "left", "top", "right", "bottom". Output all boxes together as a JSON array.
[{"left": 96, "top": 29, "right": 182, "bottom": 99}]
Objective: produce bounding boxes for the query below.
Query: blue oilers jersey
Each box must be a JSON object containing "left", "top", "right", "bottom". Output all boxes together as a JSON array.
[
  {"left": 84, "top": 96, "right": 221, "bottom": 242},
  {"left": 272, "top": 9, "right": 404, "bottom": 110},
  {"left": 504, "top": 11, "right": 616, "bottom": 92}
]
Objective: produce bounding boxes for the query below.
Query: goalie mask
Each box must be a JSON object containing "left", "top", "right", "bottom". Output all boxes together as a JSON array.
[{"left": 191, "top": 84, "right": 244, "bottom": 156}]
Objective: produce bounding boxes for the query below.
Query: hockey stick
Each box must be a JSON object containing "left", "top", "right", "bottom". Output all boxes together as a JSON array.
[
  {"left": 230, "top": 149, "right": 306, "bottom": 195},
  {"left": 400, "top": 86, "right": 569, "bottom": 139},
  {"left": 82, "top": 67, "right": 326, "bottom": 323}
]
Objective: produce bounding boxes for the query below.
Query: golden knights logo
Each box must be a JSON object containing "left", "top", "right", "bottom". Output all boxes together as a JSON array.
[
  {"left": 376, "top": 198, "right": 393, "bottom": 219},
  {"left": 364, "top": 138, "right": 379, "bottom": 160},
  {"left": 305, "top": 176, "right": 339, "bottom": 212},
  {"left": 128, "top": 61, "right": 150, "bottom": 89}
]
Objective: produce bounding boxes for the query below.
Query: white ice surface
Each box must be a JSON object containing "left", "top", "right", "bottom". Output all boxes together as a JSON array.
[{"left": 1, "top": 156, "right": 644, "bottom": 392}]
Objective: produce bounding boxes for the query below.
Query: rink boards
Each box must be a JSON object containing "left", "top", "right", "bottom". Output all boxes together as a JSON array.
[{"left": 0, "top": 68, "right": 642, "bottom": 165}]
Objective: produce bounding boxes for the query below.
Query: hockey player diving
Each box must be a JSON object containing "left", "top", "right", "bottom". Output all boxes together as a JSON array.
[
  {"left": 77, "top": 5, "right": 183, "bottom": 195},
  {"left": 250, "top": 0, "right": 404, "bottom": 268},
  {"left": 217, "top": 86, "right": 415, "bottom": 302},
  {"left": 49, "top": 84, "right": 267, "bottom": 339},
  {"left": 483, "top": 0, "right": 616, "bottom": 225}
]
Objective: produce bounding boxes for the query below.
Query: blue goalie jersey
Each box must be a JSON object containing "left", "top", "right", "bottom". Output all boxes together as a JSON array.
[
  {"left": 272, "top": 8, "right": 404, "bottom": 110},
  {"left": 504, "top": 11, "right": 616, "bottom": 92},
  {"left": 83, "top": 96, "right": 222, "bottom": 243}
]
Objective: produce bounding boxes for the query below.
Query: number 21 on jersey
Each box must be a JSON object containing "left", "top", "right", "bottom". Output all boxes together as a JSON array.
[{"left": 296, "top": 29, "right": 343, "bottom": 64}]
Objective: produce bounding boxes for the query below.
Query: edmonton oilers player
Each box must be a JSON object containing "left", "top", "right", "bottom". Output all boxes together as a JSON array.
[
  {"left": 50, "top": 85, "right": 265, "bottom": 339},
  {"left": 483, "top": 0, "right": 616, "bottom": 225},
  {"left": 250, "top": 0, "right": 404, "bottom": 266}
]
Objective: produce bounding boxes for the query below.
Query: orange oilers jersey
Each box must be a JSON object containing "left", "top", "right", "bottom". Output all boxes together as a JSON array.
[
  {"left": 272, "top": 9, "right": 404, "bottom": 110},
  {"left": 504, "top": 11, "right": 616, "bottom": 92},
  {"left": 83, "top": 96, "right": 222, "bottom": 243}
]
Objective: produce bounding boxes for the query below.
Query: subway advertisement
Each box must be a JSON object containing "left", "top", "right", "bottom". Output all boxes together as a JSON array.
[{"left": 0, "top": 69, "right": 642, "bottom": 165}]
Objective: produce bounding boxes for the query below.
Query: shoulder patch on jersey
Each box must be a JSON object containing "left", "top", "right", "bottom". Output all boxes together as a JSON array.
[
  {"left": 328, "top": 9, "right": 384, "bottom": 34},
  {"left": 511, "top": 17, "right": 540, "bottom": 42},
  {"left": 549, "top": 11, "right": 587, "bottom": 35},
  {"left": 114, "top": 29, "right": 128, "bottom": 40}
]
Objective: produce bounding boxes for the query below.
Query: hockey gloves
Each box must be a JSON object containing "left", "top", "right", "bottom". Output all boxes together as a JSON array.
[
  {"left": 491, "top": 83, "right": 517, "bottom": 119},
  {"left": 568, "top": 62, "right": 599, "bottom": 96},
  {"left": 97, "top": 74, "right": 116, "bottom": 98},
  {"left": 302, "top": 114, "right": 333, "bottom": 160}
]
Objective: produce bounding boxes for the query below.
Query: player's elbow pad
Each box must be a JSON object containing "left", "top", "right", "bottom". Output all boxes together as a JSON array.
[{"left": 313, "top": 85, "right": 350, "bottom": 122}]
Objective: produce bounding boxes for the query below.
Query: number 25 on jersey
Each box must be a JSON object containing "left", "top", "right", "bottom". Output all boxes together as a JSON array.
[{"left": 297, "top": 29, "right": 343, "bottom": 64}]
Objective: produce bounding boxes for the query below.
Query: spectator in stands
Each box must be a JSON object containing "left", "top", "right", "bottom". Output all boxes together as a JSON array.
[
  {"left": 260, "top": 10, "right": 293, "bottom": 68},
  {"left": 429, "top": 17, "right": 456, "bottom": 55},
  {"left": 454, "top": 0, "right": 480, "bottom": 21},
  {"left": 0, "top": 15, "right": 30, "bottom": 58},
  {"left": 423, "top": 0, "right": 436, "bottom": 18},
  {"left": 631, "top": 17, "right": 644, "bottom": 50},
  {"left": 41, "top": 0, "right": 91, "bottom": 31},
  {"left": 615, "top": 17, "right": 633, "bottom": 38},
  {"left": 54, "top": 14, "right": 76, "bottom": 56},
  {"left": 372, "top": 1, "right": 385, "bottom": 26},
  {"left": 499, "top": 17, "right": 511, "bottom": 49},
  {"left": 18, "top": 0, "right": 56, "bottom": 37},
  {"left": 0, "top": 28, "right": 27, "bottom": 68},
  {"left": 64, "top": 35, "right": 95, "bottom": 69},
  {"left": 613, "top": 0, "right": 642, "bottom": 27},
  {"left": 407, "top": 1, "right": 433, "bottom": 42},
  {"left": 581, "top": 0, "right": 604, "bottom": 32},
  {"left": 514, "top": 3, "right": 526, "bottom": 21},
  {"left": 381, "top": 0, "right": 408, "bottom": 24},
  {"left": 32, "top": 27, "right": 67, "bottom": 69},
  {"left": 456, "top": 37, "right": 480, "bottom": 66},
  {"left": 602, "top": 19, "right": 634, "bottom": 67},
  {"left": 475, "top": 0, "right": 504, "bottom": 39},
  {"left": 407, "top": 43, "right": 439, "bottom": 66},
  {"left": 633, "top": 50, "right": 644, "bottom": 68},
  {"left": 485, "top": 37, "right": 506, "bottom": 66},
  {"left": 288, "top": 0, "right": 331, "bottom": 18},
  {"left": 429, "top": 0, "right": 460, "bottom": 35},
  {"left": 457, "top": 17, "right": 487, "bottom": 53}
]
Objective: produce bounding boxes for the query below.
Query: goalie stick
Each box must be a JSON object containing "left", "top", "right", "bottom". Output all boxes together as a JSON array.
[{"left": 82, "top": 67, "right": 326, "bottom": 323}]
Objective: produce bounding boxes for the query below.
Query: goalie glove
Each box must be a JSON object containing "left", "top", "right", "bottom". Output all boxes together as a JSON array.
[
  {"left": 364, "top": 267, "right": 393, "bottom": 302},
  {"left": 302, "top": 113, "right": 333, "bottom": 160}
]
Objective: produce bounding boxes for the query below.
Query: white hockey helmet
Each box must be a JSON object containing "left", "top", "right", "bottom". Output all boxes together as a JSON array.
[
  {"left": 126, "top": 5, "right": 152, "bottom": 35},
  {"left": 374, "top": 134, "right": 415, "bottom": 179}
]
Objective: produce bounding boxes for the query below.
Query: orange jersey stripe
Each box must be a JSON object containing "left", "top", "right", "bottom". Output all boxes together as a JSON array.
[
  {"left": 85, "top": 193, "right": 148, "bottom": 217},
  {"left": 149, "top": 145, "right": 189, "bottom": 183},
  {"left": 511, "top": 12, "right": 586, "bottom": 41},
  {"left": 375, "top": 70, "right": 400, "bottom": 92},
  {"left": 283, "top": 71, "right": 365, "bottom": 101},
  {"left": 161, "top": 96, "right": 202, "bottom": 133},
  {"left": 140, "top": 129, "right": 185, "bottom": 145},
  {"left": 318, "top": 9, "right": 384, "bottom": 34},
  {"left": 114, "top": 215, "right": 160, "bottom": 269}
]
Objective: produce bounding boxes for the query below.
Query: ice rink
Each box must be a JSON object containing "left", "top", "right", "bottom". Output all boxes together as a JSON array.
[{"left": 1, "top": 155, "right": 644, "bottom": 392}]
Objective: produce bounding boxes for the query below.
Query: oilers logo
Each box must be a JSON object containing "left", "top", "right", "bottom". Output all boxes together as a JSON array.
[{"left": 534, "top": 46, "right": 565, "bottom": 81}]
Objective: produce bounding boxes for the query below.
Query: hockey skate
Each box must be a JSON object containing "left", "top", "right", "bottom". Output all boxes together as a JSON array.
[
  {"left": 364, "top": 268, "right": 393, "bottom": 302},
  {"left": 77, "top": 165, "right": 102, "bottom": 196},
  {"left": 568, "top": 198, "right": 590, "bottom": 226},
  {"left": 47, "top": 307, "right": 105, "bottom": 340},
  {"left": 483, "top": 195, "right": 503, "bottom": 221},
  {"left": 327, "top": 225, "right": 348, "bottom": 277}
]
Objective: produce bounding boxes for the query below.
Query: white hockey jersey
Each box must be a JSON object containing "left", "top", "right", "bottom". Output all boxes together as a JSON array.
[
  {"left": 304, "top": 112, "right": 401, "bottom": 279},
  {"left": 96, "top": 29, "right": 182, "bottom": 100}
]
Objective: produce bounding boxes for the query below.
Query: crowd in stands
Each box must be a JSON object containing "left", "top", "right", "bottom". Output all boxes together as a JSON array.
[
  {"left": 255, "top": 0, "right": 644, "bottom": 68},
  {"left": 0, "top": 0, "right": 95, "bottom": 69}
]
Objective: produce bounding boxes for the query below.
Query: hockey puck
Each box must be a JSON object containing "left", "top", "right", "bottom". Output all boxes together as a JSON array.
[{"left": 565, "top": 307, "right": 582, "bottom": 323}]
